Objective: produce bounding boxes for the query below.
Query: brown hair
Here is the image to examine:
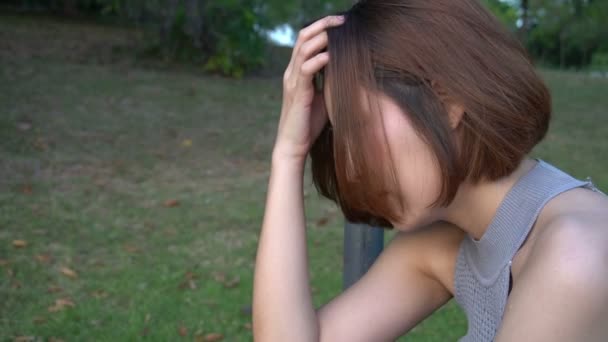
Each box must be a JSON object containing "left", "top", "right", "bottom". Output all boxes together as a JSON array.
[{"left": 310, "top": 0, "right": 551, "bottom": 228}]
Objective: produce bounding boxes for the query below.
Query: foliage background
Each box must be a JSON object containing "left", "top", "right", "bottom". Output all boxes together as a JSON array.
[{"left": 4, "top": 0, "right": 607, "bottom": 75}]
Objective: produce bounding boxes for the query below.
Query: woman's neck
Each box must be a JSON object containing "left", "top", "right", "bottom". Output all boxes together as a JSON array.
[{"left": 442, "top": 158, "right": 538, "bottom": 240}]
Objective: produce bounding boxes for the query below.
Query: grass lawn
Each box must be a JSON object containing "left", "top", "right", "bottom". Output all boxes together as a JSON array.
[{"left": 1, "top": 13, "right": 607, "bottom": 342}]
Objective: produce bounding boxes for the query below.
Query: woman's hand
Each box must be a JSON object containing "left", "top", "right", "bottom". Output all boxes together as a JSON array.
[{"left": 273, "top": 15, "right": 345, "bottom": 164}]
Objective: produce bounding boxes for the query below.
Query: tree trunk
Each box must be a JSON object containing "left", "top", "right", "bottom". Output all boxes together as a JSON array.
[
  {"left": 184, "top": 0, "right": 203, "bottom": 48},
  {"left": 161, "top": 0, "right": 181, "bottom": 45},
  {"left": 560, "top": 31, "right": 566, "bottom": 69},
  {"left": 573, "top": 0, "right": 583, "bottom": 17},
  {"left": 519, "top": 0, "right": 529, "bottom": 42},
  {"left": 61, "top": 0, "right": 79, "bottom": 16}
]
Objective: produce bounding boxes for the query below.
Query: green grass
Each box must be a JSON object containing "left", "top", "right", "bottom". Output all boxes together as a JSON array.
[{"left": 1, "top": 13, "right": 607, "bottom": 342}]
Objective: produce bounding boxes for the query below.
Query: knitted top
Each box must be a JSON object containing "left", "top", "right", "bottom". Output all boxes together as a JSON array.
[{"left": 453, "top": 159, "right": 606, "bottom": 342}]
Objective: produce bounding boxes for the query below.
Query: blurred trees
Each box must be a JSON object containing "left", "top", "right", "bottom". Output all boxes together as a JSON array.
[
  {"left": 5, "top": 0, "right": 608, "bottom": 75},
  {"left": 483, "top": 0, "right": 519, "bottom": 30},
  {"left": 526, "top": 0, "right": 608, "bottom": 69}
]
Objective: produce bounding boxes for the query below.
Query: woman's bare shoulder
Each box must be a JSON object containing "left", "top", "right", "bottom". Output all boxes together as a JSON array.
[
  {"left": 525, "top": 186, "right": 608, "bottom": 271},
  {"left": 537, "top": 186, "right": 608, "bottom": 242},
  {"left": 496, "top": 188, "right": 608, "bottom": 342}
]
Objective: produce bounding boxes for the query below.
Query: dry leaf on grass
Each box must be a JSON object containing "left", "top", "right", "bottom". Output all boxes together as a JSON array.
[
  {"left": 163, "top": 227, "right": 178, "bottom": 236},
  {"left": 47, "top": 286, "right": 63, "bottom": 293},
  {"left": 33, "top": 316, "right": 47, "bottom": 325},
  {"left": 204, "top": 333, "right": 224, "bottom": 341},
  {"left": 0, "top": 259, "right": 9, "bottom": 267},
  {"left": 178, "top": 325, "right": 188, "bottom": 337},
  {"left": 55, "top": 298, "right": 75, "bottom": 307},
  {"left": 12, "top": 240, "right": 28, "bottom": 248},
  {"left": 163, "top": 199, "right": 180, "bottom": 208},
  {"left": 212, "top": 272, "right": 226, "bottom": 283},
  {"left": 14, "top": 336, "right": 35, "bottom": 342},
  {"left": 60, "top": 267, "right": 78, "bottom": 279},
  {"left": 21, "top": 184, "right": 33, "bottom": 194},
  {"left": 316, "top": 217, "right": 329, "bottom": 226},
  {"left": 48, "top": 298, "right": 75, "bottom": 312},
  {"left": 90, "top": 290, "right": 109, "bottom": 299},
  {"left": 179, "top": 272, "right": 198, "bottom": 290},
  {"left": 223, "top": 276, "right": 240, "bottom": 289},
  {"left": 33, "top": 137, "right": 50, "bottom": 151},
  {"left": 35, "top": 254, "right": 52, "bottom": 264},
  {"left": 212, "top": 272, "right": 240, "bottom": 288},
  {"left": 178, "top": 279, "right": 197, "bottom": 290},
  {"left": 123, "top": 245, "right": 140, "bottom": 253}
]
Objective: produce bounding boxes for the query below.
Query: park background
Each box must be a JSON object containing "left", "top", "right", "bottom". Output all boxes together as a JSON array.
[{"left": 1, "top": 0, "right": 607, "bottom": 341}]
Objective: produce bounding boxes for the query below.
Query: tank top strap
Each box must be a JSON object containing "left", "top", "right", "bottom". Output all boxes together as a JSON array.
[{"left": 460, "top": 158, "right": 592, "bottom": 285}]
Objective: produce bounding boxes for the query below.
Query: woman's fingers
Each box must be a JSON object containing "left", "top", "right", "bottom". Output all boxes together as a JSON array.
[
  {"left": 285, "top": 15, "right": 344, "bottom": 81},
  {"left": 296, "top": 52, "right": 330, "bottom": 94},
  {"left": 275, "top": 16, "right": 343, "bottom": 160},
  {"left": 295, "top": 15, "right": 343, "bottom": 52},
  {"left": 300, "top": 52, "right": 330, "bottom": 78},
  {"left": 292, "top": 32, "right": 328, "bottom": 76}
]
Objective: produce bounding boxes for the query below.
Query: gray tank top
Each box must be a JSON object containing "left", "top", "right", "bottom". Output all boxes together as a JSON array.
[{"left": 454, "top": 159, "right": 606, "bottom": 342}]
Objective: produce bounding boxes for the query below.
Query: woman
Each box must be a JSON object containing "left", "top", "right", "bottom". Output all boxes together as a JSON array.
[{"left": 253, "top": 0, "right": 608, "bottom": 341}]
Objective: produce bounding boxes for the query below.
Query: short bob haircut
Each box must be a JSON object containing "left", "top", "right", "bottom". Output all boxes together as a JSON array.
[{"left": 310, "top": 0, "right": 551, "bottom": 229}]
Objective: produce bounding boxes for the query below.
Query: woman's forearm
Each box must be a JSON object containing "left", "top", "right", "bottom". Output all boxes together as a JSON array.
[{"left": 252, "top": 153, "right": 319, "bottom": 341}]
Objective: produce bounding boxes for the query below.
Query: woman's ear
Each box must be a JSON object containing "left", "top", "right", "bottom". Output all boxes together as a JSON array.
[
  {"left": 447, "top": 103, "right": 465, "bottom": 130},
  {"left": 431, "top": 80, "right": 465, "bottom": 130}
]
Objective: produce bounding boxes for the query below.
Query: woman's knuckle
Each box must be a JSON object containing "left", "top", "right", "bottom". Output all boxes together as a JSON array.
[
  {"left": 297, "top": 30, "right": 308, "bottom": 41},
  {"left": 300, "top": 64, "right": 311, "bottom": 75},
  {"left": 303, "top": 42, "right": 317, "bottom": 56}
]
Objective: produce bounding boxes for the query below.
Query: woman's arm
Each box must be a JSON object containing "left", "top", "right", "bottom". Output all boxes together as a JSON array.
[
  {"left": 252, "top": 15, "right": 345, "bottom": 342},
  {"left": 316, "top": 223, "right": 464, "bottom": 341},
  {"left": 254, "top": 170, "right": 464, "bottom": 341},
  {"left": 252, "top": 154, "right": 317, "bottom": 342}
]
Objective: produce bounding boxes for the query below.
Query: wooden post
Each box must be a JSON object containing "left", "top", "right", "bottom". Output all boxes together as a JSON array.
[{"left": 342, "top": 222, "right": 384, "bottom": 290}]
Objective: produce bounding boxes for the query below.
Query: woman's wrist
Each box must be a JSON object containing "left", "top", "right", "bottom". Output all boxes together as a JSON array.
[{"left": 271, "top": 145, "right": 308, "bottom": 170}]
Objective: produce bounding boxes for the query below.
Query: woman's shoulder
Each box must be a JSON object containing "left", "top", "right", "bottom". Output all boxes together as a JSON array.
[
  {"left": 523, "top": 185, "right": 608, "bottom": 281},
  {"left": 538, "top": 184, "right": 608, "bottom": 242},
  {"left": 496, "top": 187, "right": 608, "bottom": 342},
  {"left": 523, "top": 159, "right": 608, "bottom": 259}
]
